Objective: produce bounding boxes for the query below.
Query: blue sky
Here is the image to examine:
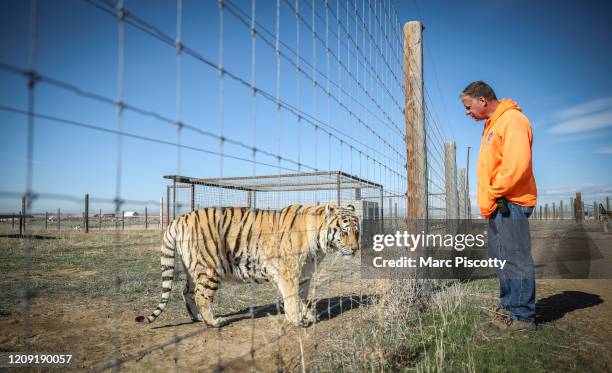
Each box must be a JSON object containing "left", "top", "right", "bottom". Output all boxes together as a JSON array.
[
  {"left": 409, "top": 0, "right": 612, "bottom": 209},
  {"left": 1, "top": 0, "right": 611, "bottom": 214}
]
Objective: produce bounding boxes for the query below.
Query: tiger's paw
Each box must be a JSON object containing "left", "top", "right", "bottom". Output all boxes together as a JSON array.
[
  {"left": 208, "top": 317, "right": 229, "bottom": 328},
  {"left": 298, "top": 311, "right": 315, "bottom": 327}
]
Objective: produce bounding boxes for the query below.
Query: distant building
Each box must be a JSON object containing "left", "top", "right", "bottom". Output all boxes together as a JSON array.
[{"left": 124, "top": 211, "right": 139, "bottom": 217}]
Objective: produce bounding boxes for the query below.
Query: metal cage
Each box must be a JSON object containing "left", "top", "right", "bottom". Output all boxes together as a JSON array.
[{"left": 163, "top": 171, "right": 384, "bottom": 230}]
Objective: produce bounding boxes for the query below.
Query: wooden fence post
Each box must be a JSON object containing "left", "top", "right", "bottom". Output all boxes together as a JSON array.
[
  {"left": 84, "top": 193, "right": 89, "bottom": 233},
  {"left": 20, "top": 196, "right": 26, "bottom": 236},
  {"left": 404, "top": 20, "right": 427, "bottom": 221},
  {"left": 444, "top": 142, "right": 459, "bottom": 220},
  {"left": 575, "top": 192, "right": 583, "bottom": 222},
  {"left": 458, "top": 168, "right": 467, "bottom": 219}
]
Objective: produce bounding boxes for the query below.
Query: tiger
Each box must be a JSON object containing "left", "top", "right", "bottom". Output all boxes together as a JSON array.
[{"left": 136, "top": 204, "right": 360, "bottom": 328}]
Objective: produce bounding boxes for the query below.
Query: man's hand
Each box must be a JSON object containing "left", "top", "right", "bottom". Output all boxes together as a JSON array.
[{"left": 497, "top": 198, "right": 510, "bottom": 216}]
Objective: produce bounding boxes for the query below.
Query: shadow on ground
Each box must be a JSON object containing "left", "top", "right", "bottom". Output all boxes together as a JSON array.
[
  {"left": 152, "top": 294, "right": 379, "bottom": 329},
  {"left": 223, "top": 293, "right": 380, "bottom": 324},
  {"left": 536, "top": 290, "right": 603, "bottom": 324}
]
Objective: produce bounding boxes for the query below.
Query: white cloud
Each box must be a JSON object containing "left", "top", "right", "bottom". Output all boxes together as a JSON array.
[
  {"left": 544, "top": 131, "right": 601, "bottom": 144},
  {"left": 547, "top": 109, "right": 612, "bottom": 134},
  {"left": 596, "top": 145, "right": 612, "bottom": 154},
  {"left": 536, "top": 183, "right": 612, "bottom": 205},
  {"left": 555, "top": 97, "right": 612, "bottom": 120}
]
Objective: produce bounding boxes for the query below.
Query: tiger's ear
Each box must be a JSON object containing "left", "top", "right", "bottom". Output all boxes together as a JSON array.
[
  {"left": 325, "top": 204, "right": 333, "bottom": 219},
  {"left": 346, "top": 204, "right": 355, "bottom": 212}
]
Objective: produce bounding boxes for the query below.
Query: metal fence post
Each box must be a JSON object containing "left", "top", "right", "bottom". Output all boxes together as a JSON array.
[
  {"left": 191, "top": 184, "right": 195, "bottom": 212},
  {"left": 172, "top": 180, "right": 177, "bottom": 221},
  {"left": 378, "top": 186, "right": 384, "bottom": 232},
  {"left": 166, "top": 186, "right": 170, "bottom": 227},
  {"left": 336, "top": 172, "right": 341, "bottom": 206},
  {"left": 160, "top": 197, "right": 163, "bottom": 231}
]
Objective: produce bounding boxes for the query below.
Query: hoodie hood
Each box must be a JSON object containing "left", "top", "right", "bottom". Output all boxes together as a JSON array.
[{"left": 485, "top": 99, "right": 522, "bottom": 130}]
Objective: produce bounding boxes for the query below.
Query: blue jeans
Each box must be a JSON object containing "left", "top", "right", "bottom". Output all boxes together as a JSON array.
[{"left": 488, "top": 201, "right": 535, "bottom": 322}]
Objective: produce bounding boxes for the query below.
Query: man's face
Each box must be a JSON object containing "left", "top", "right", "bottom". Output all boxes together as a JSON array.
[{"left": 461, "top": 95, "right": 488, "bottom": 121}]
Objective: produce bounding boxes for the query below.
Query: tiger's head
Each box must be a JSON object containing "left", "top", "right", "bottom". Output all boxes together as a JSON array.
[{"left": 325, "top": 204, "right": 360, "bottom": 256}]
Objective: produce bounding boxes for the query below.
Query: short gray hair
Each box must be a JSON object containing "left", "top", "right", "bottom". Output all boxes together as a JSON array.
[{"left": 461, "top": 81, "right": 497, "bottom": 100}]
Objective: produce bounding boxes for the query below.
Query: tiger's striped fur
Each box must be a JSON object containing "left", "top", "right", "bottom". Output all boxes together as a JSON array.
[{"left": 136, "top": 204, "right": 360, "bottom": 327}]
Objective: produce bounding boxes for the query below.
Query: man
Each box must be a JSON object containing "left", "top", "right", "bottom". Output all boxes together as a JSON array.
[{"left": 460, "top": 81, "right": 537, "bottom": 332}]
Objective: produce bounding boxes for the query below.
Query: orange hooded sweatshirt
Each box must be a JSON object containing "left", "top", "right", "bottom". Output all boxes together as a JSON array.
[{"left": 477, "top": 99, "right": 537, "bottom": 218}]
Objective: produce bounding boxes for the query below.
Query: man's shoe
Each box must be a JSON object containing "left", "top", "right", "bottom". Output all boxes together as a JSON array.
[
  {"left": 480, "top": 306, "right": 510, "bottom": 321},
  {"left": 491, "top": 317, "right": 536, "bottom": 332}
]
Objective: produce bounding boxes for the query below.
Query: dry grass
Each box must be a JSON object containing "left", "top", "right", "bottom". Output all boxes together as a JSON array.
[{"left": 2, "top": 222, "right": 610, "bottom": 372}]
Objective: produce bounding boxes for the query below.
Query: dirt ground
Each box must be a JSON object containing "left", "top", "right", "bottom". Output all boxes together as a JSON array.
[
  {"left": 1, "top": 297, "right": 350, "bottom": 371},
  {"left": 1, "top": 220, "right": 611, "bottom": 372},
  {"left": 530, "top": 221, "right": 612, "bottom": 356},
  {"left": 0, "top": 250, "right": 376, "bottom": 372}
]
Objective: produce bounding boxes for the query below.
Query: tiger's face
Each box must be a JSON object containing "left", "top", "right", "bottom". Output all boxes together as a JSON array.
[{"left": 328, "top": 205, "right": 360, "bottom": 256}]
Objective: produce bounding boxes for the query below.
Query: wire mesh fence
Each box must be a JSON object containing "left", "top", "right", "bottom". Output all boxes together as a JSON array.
[
  {"left": 2, "top": 0, "right": 611, "bottom": 370},
  {"left": 0, "top": 0, "right": 406, "bottom": 371},
  {"left": 0, "top": 0, "right": 481, "bottom": 371}
]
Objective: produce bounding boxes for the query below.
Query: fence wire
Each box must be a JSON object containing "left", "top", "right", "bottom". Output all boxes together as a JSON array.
[{"left": 0, "top": 0, "right": 477, "bottom": 371}]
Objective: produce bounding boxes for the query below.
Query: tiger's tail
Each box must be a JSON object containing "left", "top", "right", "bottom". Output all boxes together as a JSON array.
[{"left": 136, "top": 220, "right": 178, "bottom": 323}]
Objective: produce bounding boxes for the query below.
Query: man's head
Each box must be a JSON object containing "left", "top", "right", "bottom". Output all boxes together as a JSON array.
[{"left": 460, "top": 81, "right": 498, "bottom": 121}]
